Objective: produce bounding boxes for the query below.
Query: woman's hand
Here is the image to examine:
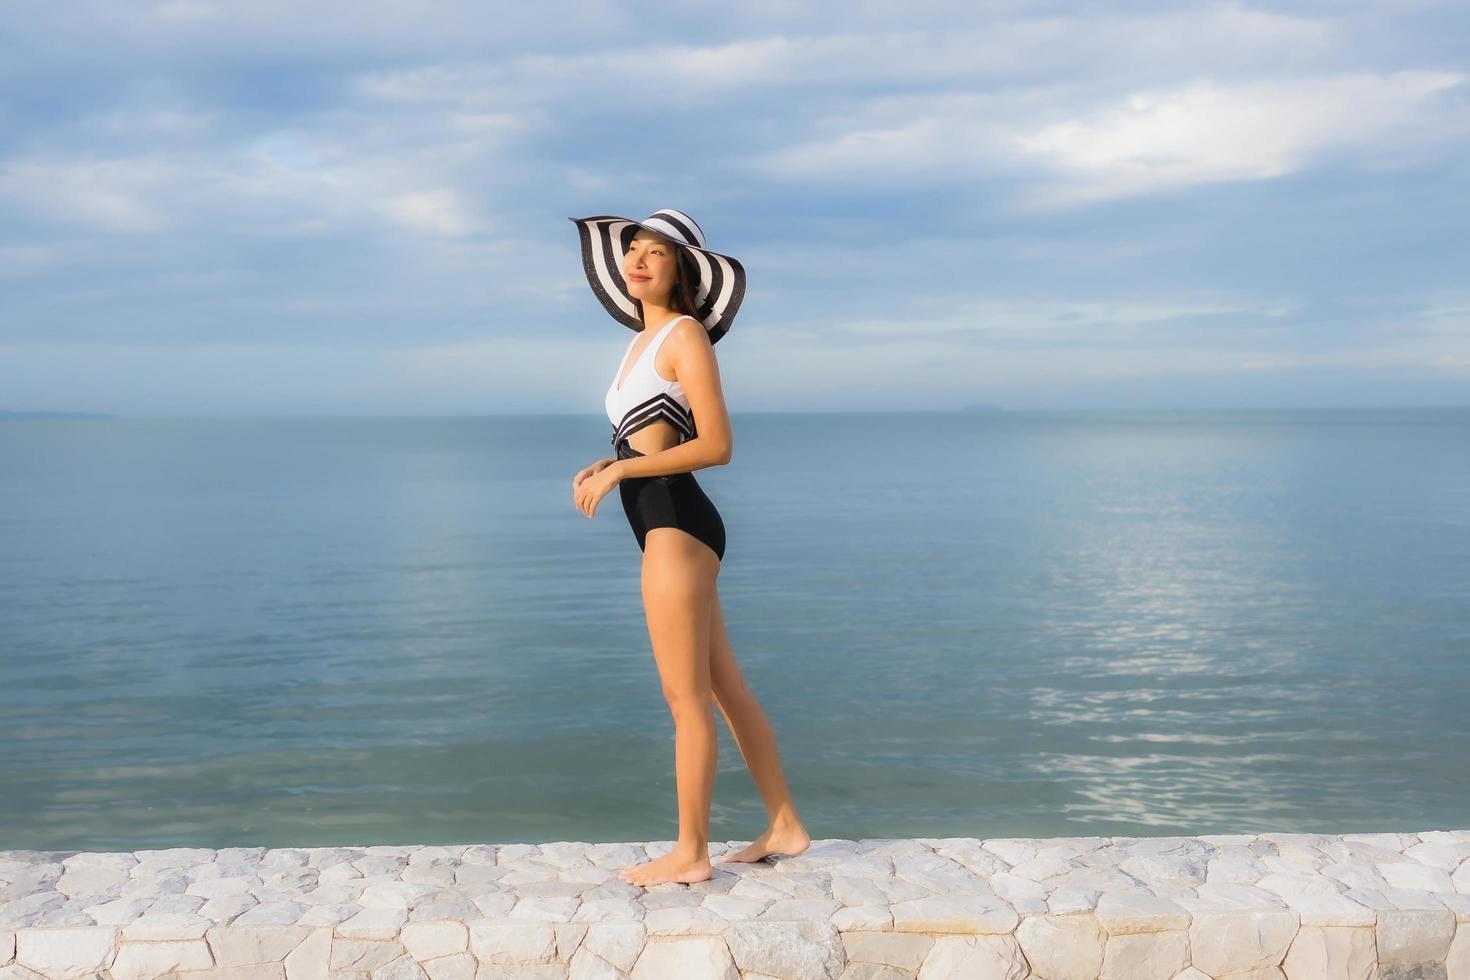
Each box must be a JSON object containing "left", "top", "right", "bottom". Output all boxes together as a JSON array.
[{"left": 573, "top": 458, "right": 621, "bottom": 517}]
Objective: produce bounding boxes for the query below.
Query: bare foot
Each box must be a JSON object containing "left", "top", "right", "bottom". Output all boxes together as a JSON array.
[
  {"left": 718, "top": 822, "right": 811, "bottom": 864},
  {"left": 619, "top": 849, "right": 712, "bottom": 887}
]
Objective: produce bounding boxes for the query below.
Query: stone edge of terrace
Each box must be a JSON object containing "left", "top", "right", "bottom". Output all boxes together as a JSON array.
[{"left": 3, "top": 830, "right": 1470, "bottom": 979}]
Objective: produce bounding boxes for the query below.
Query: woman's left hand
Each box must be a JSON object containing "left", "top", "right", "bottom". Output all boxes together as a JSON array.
[{"left": 575, "top": 461, "right": 622, "bottom": 517}]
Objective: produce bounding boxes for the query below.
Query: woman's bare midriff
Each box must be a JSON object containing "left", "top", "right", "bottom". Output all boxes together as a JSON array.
[{"left": 624, "top": 419, "right": 681, "bottom": 457}]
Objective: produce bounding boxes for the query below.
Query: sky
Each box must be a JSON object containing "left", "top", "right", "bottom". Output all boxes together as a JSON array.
[{"left": 1, "top": 0, "right": 1467, "bottom": 416}]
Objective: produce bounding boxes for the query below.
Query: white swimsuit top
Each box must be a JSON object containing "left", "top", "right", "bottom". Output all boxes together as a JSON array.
[{"left": 605, "top": 314, "right": 697, "bottom": 449}]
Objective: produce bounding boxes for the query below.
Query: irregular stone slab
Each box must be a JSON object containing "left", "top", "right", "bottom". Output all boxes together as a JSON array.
[
  {"left": 889, "top": 895, "right": 1016, "bottom": 934},
  {"left": 1095, "top": 892, "right": 1191, "bottom": 934},
  {"left": 1046, "top": 887, "right": 1101, "bottom": 916},
  {"left": 642, "top": 905, "right": 729, "bottom": 936},
  {"left": 726, "top": 920, "right": 844, "bottom": 978},
  {"left": 918, "top": 933, "right": 1028, "bottom": 979},
  {"left": 576, "top": 921, "right": 643, "bottom": 974},
  {"left": 1099, "top": 930, "right": 1189, "bottom": 980},
  {"left": 329, "top": 938, "right": 406, "bottom": 972},
  {"left": 468, "top": 921, "right": 557, "bottom": 966},
  {"left": 841, "top": 931, "right": 934, "bottom": 970},
  {"left": 109, "top": 939, "right": 214, "bottom": 980},
  {"left": 337, "top": 908, "right": 408, "bottom": 941},
  {"left": 283, "top": 927, "right": 330, "bottom": 980},
  {"left": 207, "top": 924, "right": 311, "bottom": 965},
  {"left": 629, "top": 935, "right": 736, "bottom": 979},
  {"left": 1015, "top": 914, "right": 1106, "bottom": 979},
  {"left": 1281, "top": 925, "right": 1376, "bottom": 979},
  {"left": 13, "top": 927, "right": 115, "bottom": 978},
  {"left": 53, "top": 866, "right": 127, "bottom": 900},
  {"left": 1273, "top": 889, "right": 1377, "bottom": 928},
  {"left": 234, "top": 902, "right": 308, "bottom": 926},
  {"left": 373, "top": 953, "right": 429, "bottom": 980},
  {"left": 831, "top": 906, "right": 892, "bottom": 932},
  {"left": 121, "top": 912, "right": 212, "bottom": 941},
  {"left": 401, "top": 920, "right": 468, "bottom": 960},
  {"left": 1376, "top": 908, "right": 1456, "bottom": 963},
  {"left": 1188, "top": 909, "right": 1298, "bottom": 977},
  {"left": 421, "top": 951, "right": 477, "bottom": 980}
]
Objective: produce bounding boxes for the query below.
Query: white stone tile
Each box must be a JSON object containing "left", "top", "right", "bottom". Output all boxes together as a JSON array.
[
  {"left": 1016, "top": 913, "right": 1106, "bottom": 979},
  {"left": 110, "top": 938, "right": 214, "bottom": 980},
  {"left": 1187, "top": 910, "right": 1298, "bottom": 977},
  {"left": 14, "top": 926, "right": 116, "bottom": 977},
  {"left": 121, "top": 912, "right": 213, "bottom": 941},
  {"left": 830, "top": 906, "right": 892, "bottom": 932},
  {"left": 336, "top": 907, "right": 408, "bottom": 940},
  {"left": 629, "top": 935, "right": 736, "bottom": 979},
  {"left": 888, "top": 895, "right": 1017, "bottom": 934},
  {"left": 726, "top": 920, "right": 843, "bottom": 978}
]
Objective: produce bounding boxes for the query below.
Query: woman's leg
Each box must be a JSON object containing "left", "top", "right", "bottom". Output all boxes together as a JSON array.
[
  {"left": 618, "top": 526, "right": 721, "bottom": 887},
  {"left": 706, "top": 581, "right": 812, "bottom": 863}
]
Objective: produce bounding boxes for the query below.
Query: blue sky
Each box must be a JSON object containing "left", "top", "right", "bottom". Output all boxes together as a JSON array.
[{"left": 2, "top": 1, "right": 1467, "bottom": 415}]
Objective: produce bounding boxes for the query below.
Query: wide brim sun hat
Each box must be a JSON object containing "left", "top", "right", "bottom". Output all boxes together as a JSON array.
[{"left": 569, "top": 208, "right": 745, "bottom": 345}]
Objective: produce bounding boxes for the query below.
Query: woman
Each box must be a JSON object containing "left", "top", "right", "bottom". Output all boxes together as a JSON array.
[{"left": 568, "top": 208, "right": 810, "bottom": 887}]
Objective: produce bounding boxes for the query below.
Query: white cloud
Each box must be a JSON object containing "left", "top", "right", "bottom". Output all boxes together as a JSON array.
[
  {"left": 1409, "top": 298, "right": 1470, "bottom": 335},
  {"left": 753, "top": 69, "right": 1466, "bottom": 204},
  {"left": 0, "top": 158, "right": 176, "bottom": 233},
  {"left": 353, "top": 4, "right": 1334, "bottom": 110},
  {"left": 383, "top": 190, "right": 479, "bottom": 237},
  {"left": 1013, "top": 70, "right": 1467, "bottom": 205},
  {"left": 0, "top": 107, "right": 528, "bottom": 241}
]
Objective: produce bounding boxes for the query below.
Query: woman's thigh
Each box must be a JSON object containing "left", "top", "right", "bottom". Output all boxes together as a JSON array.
[{"left": 641, "top": 527, "right": 720, "bottom": 702}]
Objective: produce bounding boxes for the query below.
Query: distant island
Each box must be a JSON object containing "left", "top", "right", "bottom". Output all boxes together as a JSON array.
[
  {"left": 962, "top": 403, "right": 1005, "bottom": 413},
  {"left": 0, "top": 409, "right": 117, "bottom": 420}
]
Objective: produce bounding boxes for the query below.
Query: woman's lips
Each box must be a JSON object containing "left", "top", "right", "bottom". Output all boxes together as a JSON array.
[{"left": 628, "top": 275, "right": 651, "bottom": 281}]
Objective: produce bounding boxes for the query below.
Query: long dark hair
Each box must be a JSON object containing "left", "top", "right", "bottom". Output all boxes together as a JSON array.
[{"left": 634, "top": 244, "right": 701, "bottom": 325}]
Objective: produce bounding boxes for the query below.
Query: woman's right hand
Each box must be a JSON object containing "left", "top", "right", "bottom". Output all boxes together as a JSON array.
[{"left": 572, "top": 458, "right": 614, "bottom": 492}]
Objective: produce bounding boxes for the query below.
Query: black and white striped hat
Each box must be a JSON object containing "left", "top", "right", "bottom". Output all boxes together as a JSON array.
[{"left": 568, "top": 208, "right": 745, "bottom": 345}]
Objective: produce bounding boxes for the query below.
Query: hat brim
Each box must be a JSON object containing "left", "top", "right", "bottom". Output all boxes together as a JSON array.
[{"left": 569, "top": 215, "right": 745, "bottom": 345}]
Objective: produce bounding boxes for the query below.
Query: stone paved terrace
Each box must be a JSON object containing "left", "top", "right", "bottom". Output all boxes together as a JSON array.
[{"left": 3, "top": 830, "right": 1470, "bottom": 979}]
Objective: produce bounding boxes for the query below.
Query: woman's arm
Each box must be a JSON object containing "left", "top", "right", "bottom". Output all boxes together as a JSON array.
[{"left": 612, "top": 318, "right": 733, "bottom": 479}]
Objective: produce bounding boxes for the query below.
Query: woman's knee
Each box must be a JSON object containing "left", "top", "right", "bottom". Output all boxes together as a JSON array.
[{"left": 663, "top": 685, "right": 715, "bottom": 719}]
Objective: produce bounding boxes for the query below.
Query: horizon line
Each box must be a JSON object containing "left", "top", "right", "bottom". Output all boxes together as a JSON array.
[{"left": 5, "top": 405, "right": 1470, "bottom": 422}]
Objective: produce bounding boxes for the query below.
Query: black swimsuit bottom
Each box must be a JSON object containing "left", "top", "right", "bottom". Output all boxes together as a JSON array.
[{"left": 616, "top": 441, "right": 726, "bottom": 562}]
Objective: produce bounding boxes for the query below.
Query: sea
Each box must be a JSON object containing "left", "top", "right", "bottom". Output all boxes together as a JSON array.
[{"left": 2, "top": 408, "right": 1467, "bottom": 851}]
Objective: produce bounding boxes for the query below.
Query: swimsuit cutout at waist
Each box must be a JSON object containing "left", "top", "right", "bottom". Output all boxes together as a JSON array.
[{"left": 605, "top": 314, "right": 698, "bottom": 450}]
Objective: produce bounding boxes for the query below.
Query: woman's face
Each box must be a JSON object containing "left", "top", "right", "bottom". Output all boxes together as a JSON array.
[{"left": 623, "top": 231, "right": 678, "bottom": 307}]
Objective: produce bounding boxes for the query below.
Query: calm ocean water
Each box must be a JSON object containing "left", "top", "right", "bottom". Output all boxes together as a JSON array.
[{"left": 2, "top": 409, "right": 1467, "bottom": 851}]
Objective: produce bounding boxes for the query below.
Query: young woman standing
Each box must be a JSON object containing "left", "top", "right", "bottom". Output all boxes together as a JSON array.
[{"left": 569, "top": 208, "right": 810, "bottom": 887}]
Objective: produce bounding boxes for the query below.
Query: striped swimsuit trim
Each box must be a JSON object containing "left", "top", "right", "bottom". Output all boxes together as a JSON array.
[{"left": 611, "top": 392, "right": 697, "bottom": 448}]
